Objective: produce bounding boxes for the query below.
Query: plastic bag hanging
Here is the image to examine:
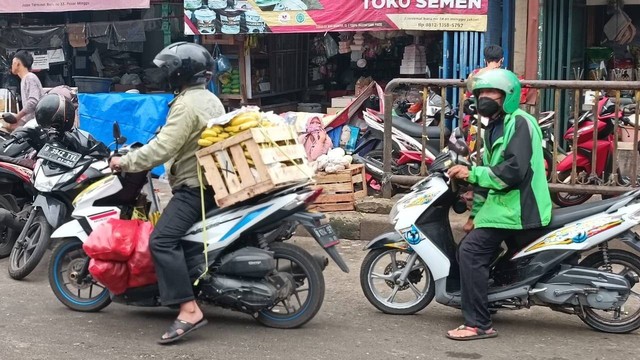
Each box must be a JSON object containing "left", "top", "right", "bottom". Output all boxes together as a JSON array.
[{"left": 213, "top": 44, "right": 232, "bottom": 74}]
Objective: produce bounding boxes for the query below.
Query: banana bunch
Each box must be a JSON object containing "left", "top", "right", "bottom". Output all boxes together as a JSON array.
[
  {"left": 198, "top": 111, "right": 276, "bottom": 148},
  {"left": 197, "top": 125, "right": 227, "bottom": 147}
]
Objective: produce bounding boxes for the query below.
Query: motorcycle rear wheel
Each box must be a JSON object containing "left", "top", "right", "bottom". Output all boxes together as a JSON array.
[
  {"left": 578, "top": 249, "right": 640, "bottom": 333},
  {"left": 550, "top": 170, "right": 593, "bottom": 207},
  {"left": 256, "top": 242, "right": 325, "bottom": 329},
  {"left": 360, "top": 248, "right": 434, "bottom": 315},
  {"left": 0, "top": 195, "right": 20, "bottom": 258},
  {"left": 8, "top": 208, "right": 51, "bottom": 280},
  {"left": 48, "top": 238, "right": 111, "bottom": 312}
]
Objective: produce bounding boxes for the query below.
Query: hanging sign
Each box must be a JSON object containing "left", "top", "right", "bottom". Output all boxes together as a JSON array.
[
  {"left": 184, "top": 0, "right": 488, "bottom": 35},
  {"left": 0, "top": 0, "right": 150, "bottom": 13}
]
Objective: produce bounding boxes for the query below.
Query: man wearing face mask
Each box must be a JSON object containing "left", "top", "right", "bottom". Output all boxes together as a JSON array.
[{"left": 445, "top": 69, "right": 552, "bottom": 341}]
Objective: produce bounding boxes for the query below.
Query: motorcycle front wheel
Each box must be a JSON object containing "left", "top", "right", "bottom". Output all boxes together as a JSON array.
[
  {"left": 8, "top": 208, "right": 51, "bottom": 280},
  {"left": 360, "top": 248, "right": 434, "bottom": 315},
  {"left": 578, "top": 249, "right": 640, "bottom": 333},
  {"left": 550, "top": 170, "right": 593, "bottom": 207},
  {"left": 256, "top": 242, "right": 325, "bottom": 329},
  {"left": 48, "top": 238, "right": 111, "bottom": 312}
]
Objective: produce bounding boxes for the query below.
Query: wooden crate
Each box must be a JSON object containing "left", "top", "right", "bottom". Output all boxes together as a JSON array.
[
  {"left": 311, "top": 164, "right": 367, "bottom": 212},
  {"left": 196, "top": 126, "right": 313, "bottom": 208}
]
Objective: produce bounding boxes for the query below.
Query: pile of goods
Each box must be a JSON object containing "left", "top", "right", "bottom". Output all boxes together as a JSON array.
[
  {"left": 83, "top": 219, "right": 156, "bottom": 295},
  {"left": 198, "top": 108, "right": 280, "bottom": 147},
  {"left": 314, "top": 148, "right": 353, "bottom": 173},
  {"left": 219, "top": 69, "right": 241, "bottom": 95}
]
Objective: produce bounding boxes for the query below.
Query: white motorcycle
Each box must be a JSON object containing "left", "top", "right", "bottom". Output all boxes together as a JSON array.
[
  {"left": 360, "top": 142, "right": 640, "bottom": 333},
  {"left": 47, "top": 123, "right": 349, "bottom": 329}
]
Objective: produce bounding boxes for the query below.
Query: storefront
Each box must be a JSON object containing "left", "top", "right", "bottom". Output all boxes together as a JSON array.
[
  {"left": 0, "top": 0, "right": 185, "bottom": 95},
  {"left": 538, "top": 0, "right": 640, "bottom": 110},
  {"left": 184, "top": 0, "right": 489, "bottom": 114}
]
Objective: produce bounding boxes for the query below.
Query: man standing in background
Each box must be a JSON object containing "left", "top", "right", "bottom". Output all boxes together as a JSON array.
[{"left": 8, "top": 50, "right": 44, "bottom": 129}]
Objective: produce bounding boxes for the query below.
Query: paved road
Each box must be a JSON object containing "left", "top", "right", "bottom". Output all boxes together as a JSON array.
[{"left": 0, "top": 237, "right": 638, "bottom": 360}]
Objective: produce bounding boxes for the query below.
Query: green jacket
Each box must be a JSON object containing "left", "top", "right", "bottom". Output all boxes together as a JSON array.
[
  {"left": 120, "top": 85, "right": 225, "bottom": 189},
  {"left": 468, "top": 109, "right": 552, "bottom": 230}
]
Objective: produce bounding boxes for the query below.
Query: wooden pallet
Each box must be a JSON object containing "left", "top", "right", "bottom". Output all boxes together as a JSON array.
[
  {"left": 311, "top": 164, "right": 367, "bottom": 212},
  {"left": 196, "top": 126, "right": 314, "bottom": 208}
]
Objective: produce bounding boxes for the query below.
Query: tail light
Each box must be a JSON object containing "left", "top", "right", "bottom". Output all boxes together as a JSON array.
[{"left": 304, "top": 188, "right": 323, "bottom": 205}]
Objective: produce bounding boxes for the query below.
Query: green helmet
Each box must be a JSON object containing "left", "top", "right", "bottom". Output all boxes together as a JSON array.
[{"left": 470, "top": 69, "right": 522, "bottom": 113}]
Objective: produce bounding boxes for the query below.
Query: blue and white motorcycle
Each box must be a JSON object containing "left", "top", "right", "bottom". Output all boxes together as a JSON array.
[
  {"left": 360, "top": 142, "right": 640, "bottom": 333},
  {"left": 47, "top": 125, "right": 349, "bottom": 329}
]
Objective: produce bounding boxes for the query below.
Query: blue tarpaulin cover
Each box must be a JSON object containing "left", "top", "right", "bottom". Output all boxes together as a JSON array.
[{"left": 78, "top": 93, "right": 174, "bottom": 176}]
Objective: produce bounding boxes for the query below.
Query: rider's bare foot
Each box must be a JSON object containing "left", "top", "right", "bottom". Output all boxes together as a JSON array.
[
  {"left": 160, "top": 300, "right": 205, "bottom": 342},
  {"left": 446, "top": 325, "right": 498, "bottom": 341}
]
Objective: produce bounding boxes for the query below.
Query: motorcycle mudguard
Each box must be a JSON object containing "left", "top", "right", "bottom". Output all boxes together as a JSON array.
[
  {"left": 364, "top": 232, "right": 406, "bottom": 250},
  {"left": 34, "top": 195, "right": 67, "bottom": 229},
  {"left": 556, "top": 152, "right": 591, "bottom": 173},
  {"left": 51, "top": 219, "right": 88, "bottom": 242}
]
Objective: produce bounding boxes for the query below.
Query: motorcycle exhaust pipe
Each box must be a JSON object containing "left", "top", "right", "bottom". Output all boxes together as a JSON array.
[
  {"left": 278, "top": 254, "right": 328, "bottom": 273},
  {"left": 0, "top": 208, "right": 23, "bottom": 231}
]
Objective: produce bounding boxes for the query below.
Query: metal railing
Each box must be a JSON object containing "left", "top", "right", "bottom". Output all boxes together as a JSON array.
[{"left": 381, "top": 79, "right": 640, "bottom": 198}]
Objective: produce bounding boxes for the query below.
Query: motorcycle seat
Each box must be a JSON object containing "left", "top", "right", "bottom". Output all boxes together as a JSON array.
[
  {"left": 0, "top": 155, "right": 35, "bottom": 169},
  {"left": 547, "top": 196, "right": 623, "bottom": 228},
  {"left": 391, "top": 116, "right": 451, "bottom": 139}
]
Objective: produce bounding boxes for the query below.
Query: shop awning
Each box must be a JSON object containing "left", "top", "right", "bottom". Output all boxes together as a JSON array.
[
  {"left": 0, "top": 0, "right": 150, "bottom": 13},
  {"left": 184, "top": 0, "right": 488, "bottom": 36}
]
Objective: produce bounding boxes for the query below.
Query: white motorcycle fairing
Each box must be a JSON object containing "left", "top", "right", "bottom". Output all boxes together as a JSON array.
[{"left": 513, "top": 203, "right": 640, "bottom": 259}]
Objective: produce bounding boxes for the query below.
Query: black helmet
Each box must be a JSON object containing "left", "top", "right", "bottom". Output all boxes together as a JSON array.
[
  {"left": 153, "top": 42, "right": 214, "bottom": 91},
  {"left": 35, "top": 93, "right": 75, "bottom": 132}
]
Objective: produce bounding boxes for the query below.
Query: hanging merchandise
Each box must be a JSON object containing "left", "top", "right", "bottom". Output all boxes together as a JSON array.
[
  {"left": 213, "top": 44, "right": 232, "bottom": 74},
  {"left": 603, "top": 9, "right": 637, "bottom": 46},
  {"left": 324, "top": 34, "right": 339, "bottom": 59}
]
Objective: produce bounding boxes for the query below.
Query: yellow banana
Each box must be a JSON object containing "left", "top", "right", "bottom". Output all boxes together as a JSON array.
[
  {"left": 205, "top": 136, "right": 225, "bottom": 143},
  {"left": 230, "top": 112, "right": 260, "bottom": 126},
  {"left": 202, "top": 128, "right": 219, "bottom": 138},
  {"left": 224, "top": 125, "right": 242, "bottom": 133},
  {"left": 198, "top": 139, "right": 213, "bottom": 147},
  {"left": 238, "top": 120, "right": 259, "bottom": 131},
  {"left": 247, "top": 158, "right": 255, "bottom": 166},
  {"left": 212, "top": 125, "right": 224, "bottom": 132},
  {"left": 217, "top": 132, "right": 230, "bottom": 139}
]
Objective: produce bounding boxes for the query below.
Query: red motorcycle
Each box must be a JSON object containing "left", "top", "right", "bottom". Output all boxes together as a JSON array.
[{"left": 552, "top": 96, "right": 634, "bottom": 207}]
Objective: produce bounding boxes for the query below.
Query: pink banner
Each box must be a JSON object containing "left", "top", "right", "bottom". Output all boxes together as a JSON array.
[{"left": 0, "top": 0, "right": 150, "bottom": 13}]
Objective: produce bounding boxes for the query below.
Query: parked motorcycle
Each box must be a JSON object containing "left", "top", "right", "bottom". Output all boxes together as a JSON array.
[
  {"left": 360, "top": 142, "right": 640, "bottom": 333},
  {"left": 8, "top": 125, "right": 111, "bottom": 279},
  {"left": 552, "top": 96, "right": 635, "bottom": 207},
  {"left": 47, "top": 123, "right": 349, "bottom": 330}
]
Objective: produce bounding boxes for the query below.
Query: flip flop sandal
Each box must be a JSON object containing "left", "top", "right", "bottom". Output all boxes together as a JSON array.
[
  {"left": 445, "top": 325, "right": 498, "bottom": 341},
  {"left": 158, "top": 318, "right": 208, "bottom": 345}
]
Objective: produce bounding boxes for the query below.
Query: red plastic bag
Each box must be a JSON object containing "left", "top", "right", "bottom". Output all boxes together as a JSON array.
[
  {"left": 88, "top": 259, "right": 129, "bottom": 295},
  {"left": 128, "top": 221, "right": 156, "bottom": 276},
  {"left": 83, "top": 219, "right": 140, "bottom": 262},
  {"left": 127, "top": 271, "right": 157, "bottom": 289}
]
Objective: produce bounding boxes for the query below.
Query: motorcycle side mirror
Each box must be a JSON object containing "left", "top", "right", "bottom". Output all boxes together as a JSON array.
[
  {"left": 117, "top": 136, "right": 127, "bottom": 145},
  {"left": 1, "top": 113, "right": 17, "bottom": 124},
  {"left": 113, "top": 122, "right": 122, "bottom": 140},
  {"left": 448, "top": 139, "right": 470, "bottom": 157}
]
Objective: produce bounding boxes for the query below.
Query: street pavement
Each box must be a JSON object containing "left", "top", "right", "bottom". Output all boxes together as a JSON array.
[{"left": 0, "top": 236, "right": 638, "bottom": 360}]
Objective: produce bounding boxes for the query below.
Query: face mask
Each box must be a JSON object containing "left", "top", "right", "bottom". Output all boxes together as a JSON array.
[{"left": 477, "top": 97, "right": 502, "bottom": 118}]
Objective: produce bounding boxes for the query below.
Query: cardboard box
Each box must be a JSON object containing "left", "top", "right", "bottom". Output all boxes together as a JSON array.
[
  {"left": 331, "top": 96, "right": 357, "bottom": 108},
  {"left": 327, "top": 107, "right": 344, "bottom": 115}
]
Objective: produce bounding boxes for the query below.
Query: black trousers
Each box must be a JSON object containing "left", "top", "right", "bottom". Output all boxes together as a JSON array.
[
  {"left": 458, "top": 227, "right": 519, "bottom": 330},
  {"left": 150, "top": 186, "right": 215, "bottom": 306}
]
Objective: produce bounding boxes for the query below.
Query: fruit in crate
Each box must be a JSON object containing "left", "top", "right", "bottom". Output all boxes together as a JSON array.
[{"left": 198, "top": 110, "right": 279, "bottom": 148}]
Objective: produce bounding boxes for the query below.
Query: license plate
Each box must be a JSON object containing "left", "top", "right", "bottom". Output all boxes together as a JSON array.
[
  {"left": 37, "top": 144, "right": 82, "bottom": 168},
  {"left": 311, "top": 224, "right": 340, "bottom": 248}
]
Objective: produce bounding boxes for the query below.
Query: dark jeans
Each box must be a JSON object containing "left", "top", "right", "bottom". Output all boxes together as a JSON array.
[
  {"left": 150, "top": 186, "right": 215, "bottom": 306},
  {"left": 458, "top": 227, "right": 519, "bottom": 330}
]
